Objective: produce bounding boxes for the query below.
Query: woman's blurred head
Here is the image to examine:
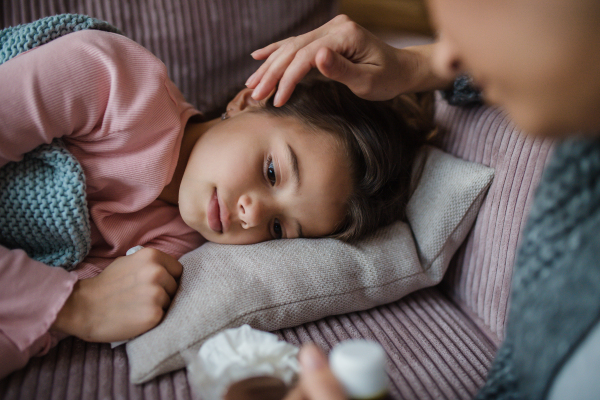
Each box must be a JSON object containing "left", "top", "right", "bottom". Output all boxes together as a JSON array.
[
  {"left": 178, "top": 78, "right": 433, "bottom": 244},
  {"left": 427, "top": 0, "right": 600, "bottom": 137}
]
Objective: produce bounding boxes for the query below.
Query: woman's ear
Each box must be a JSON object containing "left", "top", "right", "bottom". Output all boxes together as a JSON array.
[{"left": 226, "top": 88, "right": 268, "bottom": 117}]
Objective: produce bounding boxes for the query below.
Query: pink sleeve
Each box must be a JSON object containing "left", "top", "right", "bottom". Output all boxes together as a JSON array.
[
  {"left": 0, "top": 33, "right": 105, "bottom": 166},
  {"left": 0, "top": 249, "right": 77, "bottom": 378},
  {"left": 0, "top": 30, "right": 172, "bottom": 167},
  {"left": 0, "top": 30, "right": 174, "bottom": 377}
]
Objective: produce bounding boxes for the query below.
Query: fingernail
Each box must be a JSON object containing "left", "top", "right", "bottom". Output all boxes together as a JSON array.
[
  {"left": 250, "top": 50, "right": 257, "bottom": 57},
  {"left": 300, "top": 344, "right": 326, "bottom": 372},
  {"left": 245, "top": 72, "right": 256, "bottom": 87},
  {"left": 273, "top": 91, "right": 281, "bottom": 107},
  {"left": 252, "top": 82, "right": 263, "bottom": 99}
]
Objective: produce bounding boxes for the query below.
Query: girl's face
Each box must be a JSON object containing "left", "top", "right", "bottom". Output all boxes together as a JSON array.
[
  {"left": 178, "top": 96, "right": 352, "bottom": 245},
  {"left": 427, "top": 0, "right": 600, "bottom": 137}
]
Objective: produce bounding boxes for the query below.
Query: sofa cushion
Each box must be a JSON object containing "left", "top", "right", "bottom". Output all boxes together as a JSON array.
[
  {"left": 435, "top": 97, "right": 555, "bottom": 343},
  {"left": 125, "top": 146, "right": 494, "bottom": 383}
]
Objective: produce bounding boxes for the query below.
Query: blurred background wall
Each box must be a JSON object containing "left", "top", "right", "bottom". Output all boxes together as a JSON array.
[
  {"left": 340, "top": 0, "right": 435, "bottom": 50},
  {"left": 340, "top": 0, "right": 432, "bottom": 35}
]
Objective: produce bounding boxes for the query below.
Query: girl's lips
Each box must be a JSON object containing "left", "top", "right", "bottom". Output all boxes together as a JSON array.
[
  {"left": 219, "top": 195, "right": 230, "bottom": 233},
  {"left": 207, "top": 188, "right": 222, "bottom": 232}
]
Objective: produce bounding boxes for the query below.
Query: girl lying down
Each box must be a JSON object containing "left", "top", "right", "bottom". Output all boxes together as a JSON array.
[{"left": 0, "top": 29, "right": 433, "bottom": 377}]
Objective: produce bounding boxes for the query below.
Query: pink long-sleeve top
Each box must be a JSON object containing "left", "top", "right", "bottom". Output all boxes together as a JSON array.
[{"left": 0, "top": 30, "right": 206, "bottom": 377}]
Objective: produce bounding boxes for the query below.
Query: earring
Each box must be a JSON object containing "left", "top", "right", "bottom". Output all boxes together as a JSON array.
[{"left": 221, "top": 108, "right": 233, "bottom": 120}]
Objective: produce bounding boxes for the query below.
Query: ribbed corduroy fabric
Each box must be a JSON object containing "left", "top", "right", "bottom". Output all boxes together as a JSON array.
[
  {"left": 273, "top": 289, "right": 496, "bottom": 400},
  {"left": 435, "top": 98, "right": 554, "bottom": 344},
  {"left": 0, "top": 288, "right": 496, "bottom": 400},
  {"left": 1, "top": 0, "right": 337, "bottom": 115}
]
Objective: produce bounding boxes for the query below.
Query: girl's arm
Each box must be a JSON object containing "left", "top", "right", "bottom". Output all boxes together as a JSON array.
[
  {"left": 0, "top": 34, "right": 112, "bottom": 167},
  {"left": 0, "top": 30, "right": 186, "bottom": 378},
  {"left": 0, "top": 30, "right": 113, "bottom": 378},
  {"left": 0, "top": 248, "right": 78, "bottom": 378}
]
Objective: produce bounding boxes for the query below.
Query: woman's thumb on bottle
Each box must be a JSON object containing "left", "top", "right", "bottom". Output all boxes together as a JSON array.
[
  {"left": 298, "top": 344, "right": 348, "bottom": 400},
  {"left": 299, "top": 343, "right": 328, "bottom": 372}
]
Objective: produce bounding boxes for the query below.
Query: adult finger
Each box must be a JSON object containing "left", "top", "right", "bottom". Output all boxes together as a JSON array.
[
  {"left": 251, "top": 52, "right": 298, "bottom": 100},
  {"left": 315, "top": 47, "right": 379, "bottom": 99},
  {"left": 273, "top": 42, "right": 336, "bottom": 106},
  {"left": 298, "top": 344, "right": 347, "bottom": 400},
  {"left": 247, "top": 44, "right": 288, "bottom": 88},
  {"left": 248, "top": 35, "right": 314, "bottom": 90},
  {"left": 246, "top": 43, "right": 290, "bottom": 89},
  {"left": 248, "top": 22, "right": 339, "bottom": 93},
  {"left": 250, "top": 14, "right": 343, "bottom": 62},
  {"left": 272, "top": 52, "right": 316, "bottom": 106},
  {"left": 255, "top": 35, "right": 335, "bottom": 102},
  {"left": 274, "top": 43, "right": 355, "bottom": 107},
  {"left": 251, "top": 40, "right": 285, "bottom": 60}
]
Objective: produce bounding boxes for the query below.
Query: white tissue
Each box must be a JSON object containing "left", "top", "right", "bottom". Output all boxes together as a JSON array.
[{"left": 185, "top": 324, "right": 299, "bottom": 400}]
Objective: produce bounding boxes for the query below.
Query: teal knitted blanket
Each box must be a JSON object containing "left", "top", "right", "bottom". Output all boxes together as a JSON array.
[{"left": 0, "top": 14, "right": 120, "bottom": 269}]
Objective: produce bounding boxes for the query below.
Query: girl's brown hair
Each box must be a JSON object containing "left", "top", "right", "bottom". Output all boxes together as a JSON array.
[{"left": 258, "top": 77, "right": 435, "bottom": 242}]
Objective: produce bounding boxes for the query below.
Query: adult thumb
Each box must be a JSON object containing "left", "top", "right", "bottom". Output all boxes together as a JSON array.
[
  {"left": 298, "top": 344, "right": 347, "bottom": 400},
  {"left": 315, "top": 47, "right": 363, "bottom": 91}
]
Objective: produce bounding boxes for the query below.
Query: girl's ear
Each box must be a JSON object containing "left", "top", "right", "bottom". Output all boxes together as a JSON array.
[{"left": 226, "top": 88, "right": 266, "bottom": 117}]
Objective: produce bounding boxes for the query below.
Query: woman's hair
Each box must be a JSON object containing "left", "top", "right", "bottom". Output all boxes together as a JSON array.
[{"left": 257, "top": 77, "right": 436, "bottom": 242}]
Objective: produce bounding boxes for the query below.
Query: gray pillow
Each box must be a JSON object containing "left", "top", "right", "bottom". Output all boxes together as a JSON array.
[{"left": 126, "top": 146, "right": 494, "bottom": 383}]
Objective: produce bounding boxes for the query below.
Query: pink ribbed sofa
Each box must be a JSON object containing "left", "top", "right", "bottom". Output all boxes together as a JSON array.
[{"left": 0, "top": 1, "right": 554, "bottom": 399}]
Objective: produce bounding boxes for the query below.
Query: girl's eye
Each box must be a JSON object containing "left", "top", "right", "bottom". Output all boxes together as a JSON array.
[
  {"left": 266, "top": 157, "right": 276, "bottom": 186},
  {"left": 272, "top": 218, "right": 283, "bottom": 239}
]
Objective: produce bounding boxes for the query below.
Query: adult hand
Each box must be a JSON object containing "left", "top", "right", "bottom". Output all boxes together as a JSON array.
[
  {"left": 246, "top": 15, "right": 450, "bottom": 107},
  {"left": 284, "top": 343, "right": 347, "bottom": 400},
  {"left": 51, "top": 247, "right": 182, "bottom": 343}
]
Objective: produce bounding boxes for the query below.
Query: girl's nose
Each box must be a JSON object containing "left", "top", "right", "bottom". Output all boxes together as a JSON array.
[
  {"left": 237, "top": 194, "right": 265, "bottom": 229},
  {"left": 432, "top": 33, "right": 463, "bottom": 81}
]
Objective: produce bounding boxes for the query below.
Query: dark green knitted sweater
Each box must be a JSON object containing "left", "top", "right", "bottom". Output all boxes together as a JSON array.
[{"left": 475, "top": 136, "right": 600, "bottom": 400}]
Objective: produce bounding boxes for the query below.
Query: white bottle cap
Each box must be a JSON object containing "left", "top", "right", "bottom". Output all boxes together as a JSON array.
[
  {"left": 329, "top": 340, "right": 388, "bottom": 399},
  {"left": 126, "top": 245, "right": 144, "bottom": 256}
]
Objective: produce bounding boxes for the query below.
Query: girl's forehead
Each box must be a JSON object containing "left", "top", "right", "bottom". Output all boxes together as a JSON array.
[{"left": 290, "top": 144, "right": 351, "bottom": 235}]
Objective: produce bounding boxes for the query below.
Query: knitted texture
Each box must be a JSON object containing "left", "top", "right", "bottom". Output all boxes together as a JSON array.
[
  {"left": 0, "top": 14, "right": 120, "bottom": 269},
  {"left": 0, "top": 14, "right": 120, "bottom": 64},
  {"left": 0, "top": 141, "right": 91, "bottom": 269},
  {"left": 475, "top": 137, "right": 600, "bottom": 400}
]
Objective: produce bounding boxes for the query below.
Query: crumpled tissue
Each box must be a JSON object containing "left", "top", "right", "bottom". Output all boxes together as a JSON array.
[{"left": 184, "top": 324, "right": 299, "bottom": 400}]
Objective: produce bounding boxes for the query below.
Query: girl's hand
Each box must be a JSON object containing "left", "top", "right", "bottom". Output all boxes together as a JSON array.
[
  {"left": 246, "top": 15, "right": 450, "bottom": 107},
  {"left": 51, "top": 248, "right": 182, "bottom": 343}
]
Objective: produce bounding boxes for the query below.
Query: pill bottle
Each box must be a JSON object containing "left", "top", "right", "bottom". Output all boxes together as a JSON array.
[{"left": 329, "top": 339, "right": 391, "bottom": 400}]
